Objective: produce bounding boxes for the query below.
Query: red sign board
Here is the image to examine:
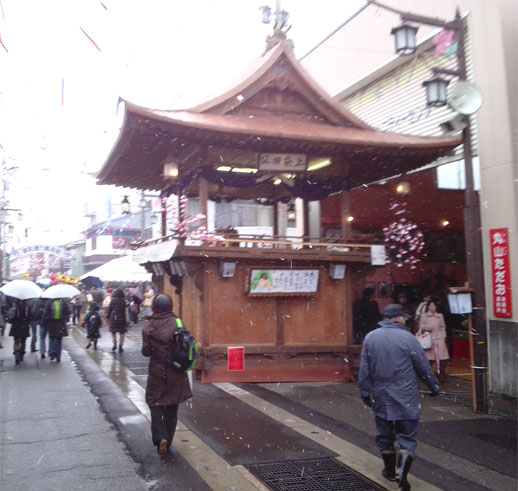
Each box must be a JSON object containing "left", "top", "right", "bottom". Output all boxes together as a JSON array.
[
  {"left": 489, "top": 228, "right": 512, "bottom": 318},
  {"left": 227, "top": 346, "right": 245, "bottom": 371}
]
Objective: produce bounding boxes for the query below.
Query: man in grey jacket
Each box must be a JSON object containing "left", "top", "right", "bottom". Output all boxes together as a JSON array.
[{"left": 359, "top": 303, "right": 439, "bottom": 491}]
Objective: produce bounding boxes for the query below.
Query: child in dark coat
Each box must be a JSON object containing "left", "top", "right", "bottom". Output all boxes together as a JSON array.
[{"left": 82, "top": 301, "right": 103, "bottom": 350}]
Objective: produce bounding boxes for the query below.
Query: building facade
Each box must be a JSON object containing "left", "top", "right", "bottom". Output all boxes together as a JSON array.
[{"left": 302, "top": 0, "right": 517, "bottom": 396}]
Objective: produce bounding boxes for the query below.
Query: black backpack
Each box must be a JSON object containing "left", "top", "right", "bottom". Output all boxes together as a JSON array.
[
  {"left": 87, "top": 312, "right": 102, "bottom": 330},
  {"left": 167, "top": 317, "right": 199, "bottom": 372}
]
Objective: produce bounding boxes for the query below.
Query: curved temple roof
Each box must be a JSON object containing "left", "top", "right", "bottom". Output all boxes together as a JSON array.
[{"left": 97, "top": 39, "right": 461, "bottom": 196}]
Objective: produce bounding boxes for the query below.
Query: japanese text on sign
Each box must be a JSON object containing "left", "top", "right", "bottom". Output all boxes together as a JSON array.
[
  {"left": 249, "top": 269, "right": 319, "bottom": 294},
  {"left": 490, "top": 228, "right": 512, "bottom": 318},
  {"left": 259, "top": 153, "right": 307, "bottom": 171}
]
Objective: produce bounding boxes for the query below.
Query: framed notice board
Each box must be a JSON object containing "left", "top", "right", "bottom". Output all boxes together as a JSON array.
[{"left": 248, "top": 269, "right": 319, "bottom": 296}]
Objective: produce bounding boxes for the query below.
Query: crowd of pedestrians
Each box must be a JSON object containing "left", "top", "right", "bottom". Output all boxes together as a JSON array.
[{"left": 0, "top": 281, "right": 156, "bottom": 363}]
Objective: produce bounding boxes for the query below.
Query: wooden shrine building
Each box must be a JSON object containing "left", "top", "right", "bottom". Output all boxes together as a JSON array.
[{"left": 97, "top": 36, "right": 461, "bottom": 383}]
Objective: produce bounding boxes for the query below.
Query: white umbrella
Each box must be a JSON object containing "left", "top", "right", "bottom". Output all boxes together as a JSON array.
[
  {"left": 41, "top": 283, "right": 81, "bottom": 299},
  {"left": 0, "top": 279, "right": 43, "bottom": 300}
]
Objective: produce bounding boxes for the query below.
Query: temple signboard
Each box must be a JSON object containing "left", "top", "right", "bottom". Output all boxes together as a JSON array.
[{"left": 259, "top": 153, "right": 307, "bottom": 171}]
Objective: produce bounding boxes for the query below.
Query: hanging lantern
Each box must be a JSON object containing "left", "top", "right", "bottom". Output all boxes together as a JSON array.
[
  {"left": 423, "top": 77, "right": 449, "bottom": 107},
  {"left": 391, "top": 24, "right": 418, "bottom": 55}
]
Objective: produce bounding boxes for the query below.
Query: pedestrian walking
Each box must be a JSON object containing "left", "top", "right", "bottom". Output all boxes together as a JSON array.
[
  {"left": 359, "top": 303, "right": 439, "bottom": 491},
  {"left": 107, "top": 287, "right": 128, "bottom": 352},
  {"left": 352, "top": 287, "right": 381, "bottom": 344},
  {"left": 44, "top": 298, "right": 71, "bottom": 362},
  {"left": 418, "top": 300, "right": 449, "bottom": 382},
  {"left": 142, "top": 284, "right": 155, "bottom": 318},
  {"left": 27, "top": 297, "right": 43, "bottom": 353},
  {"left": 83, "top": 301, "right": 103, "bottom": 350},
  {"left": 72, "top": 288, "right": 87, "bottom": 326},
  {"left": 7, "top": 298, "right": 31, "bottom": 364},
  {"left": 142, "top": 294, "right": 192, "bottom": 456}
]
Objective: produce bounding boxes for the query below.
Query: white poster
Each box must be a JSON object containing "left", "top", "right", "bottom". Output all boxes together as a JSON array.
[
  {"left": 370, "top": 245, "right": 386, "bottom": 266},
  {"left": 249, "top": 269, "right": 319, "bottom": 294}
]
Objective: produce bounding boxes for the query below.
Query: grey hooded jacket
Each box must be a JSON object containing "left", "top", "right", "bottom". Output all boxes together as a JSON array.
[{"left": 358, "top": 319, "right": 439, "bottom": 420}]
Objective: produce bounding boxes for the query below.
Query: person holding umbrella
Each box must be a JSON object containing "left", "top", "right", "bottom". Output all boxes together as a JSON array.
[
  {"left": 0, "top": 279, "right": 43, "bottom": 364},
  {"left": 7, "top": 298, "right": 31, "bottom": 364},
  {"left": 40, "top": 284, "right": 79, "bottom": 362}
]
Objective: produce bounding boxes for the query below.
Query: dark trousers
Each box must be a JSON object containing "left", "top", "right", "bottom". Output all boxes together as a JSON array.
[
  {"left": 13, "top": 337, "right": 27, "bottom": 361},
  {"left": 49, "top": 337, "right": 63, "bottom": 361},
  {"left": 150, "top": 405, "right": 179, "bottom": 447},
  {"left": 30, "top": 321, "right": 38, "bottom": 351},
  {"left": 375, "top": 416, "right": 418, "bottom": 455},
  {"left": 72, "top": 305, "right": 82, "bottom": 325}
]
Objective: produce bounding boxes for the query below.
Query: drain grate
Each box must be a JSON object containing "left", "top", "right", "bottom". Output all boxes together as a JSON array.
[
  {"left": 247, "top": 458, "right": 383, "bottom": 491},
  {"left": 111, "top": 350, "right": 149, "bottom": 375}
]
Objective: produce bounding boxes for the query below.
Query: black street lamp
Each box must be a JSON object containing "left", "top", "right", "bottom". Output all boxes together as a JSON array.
[
  {"left": 390, "top": 8, "right": 487, "bottom": 413},
  {"left": 422, "top": 77, "right": 449, "bottom": 107},
  {"left": 121, "top": 195, "right": 131, "bottom": 215},
  {"left": 390, "top": 23, "right": 418, "bottom": 55}
]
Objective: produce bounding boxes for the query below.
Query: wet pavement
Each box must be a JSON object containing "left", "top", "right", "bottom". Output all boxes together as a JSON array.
[{"left": 1, "top": 322, "right": 516, "bottom": 491}]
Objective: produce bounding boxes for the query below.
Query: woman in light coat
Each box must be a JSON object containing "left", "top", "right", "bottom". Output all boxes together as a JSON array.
[
  {"left": 418, "top": 300, "right": 449, "bottom": 382},
  {"left": 142, "top": 285, "right": 155, "bottom": 318}
]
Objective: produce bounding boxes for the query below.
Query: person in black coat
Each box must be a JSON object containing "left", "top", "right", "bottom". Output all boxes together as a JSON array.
[
  {"left": 7, "top": 298, "right": 31, "bottom": 364},
  {"left": 107, "top": 288, "right": 128, "bottom": 353},
  {"left": 83, "top": 301, "right": 103, "bottom": 350},
  {"left": 353, "top": 287, "right": 381, "bottom": 344}
]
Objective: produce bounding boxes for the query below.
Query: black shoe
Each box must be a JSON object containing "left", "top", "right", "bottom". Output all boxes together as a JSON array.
[
  {"left": 396, "top": 452, "right": 414, "bottom": 491},
  {"left": 50, "top": 354, "right": 56, "bottom": 361},
  {"left": 112, "top": 344, "right": 117, "bottom": 351},
  {"left": 31, "top": 349, "right": 37, "bottom": 353},
  {"left": 41, "top": 353, "right": 46, "bottom": 359},
  {"left": 86, "top": 343, "right": 91, "bottom": 349},
  {"left": 119, "top": 346, "right": 124, "bottom": 353},
  {"left": 381, "top": 451, "right": 396, "bottom": 481},
  {"left": 15, "top": 359, "right": 20, "bottom": 365}
]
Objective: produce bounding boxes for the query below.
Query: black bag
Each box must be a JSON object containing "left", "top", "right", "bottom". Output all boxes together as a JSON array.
[{"left": 167, "top": 317, "right": 199, "bottom": 372}]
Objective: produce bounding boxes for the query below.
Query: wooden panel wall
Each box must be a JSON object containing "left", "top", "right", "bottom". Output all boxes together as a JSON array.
[
  {"left": 282, "top": 268, "right": 347, "bottom": 345},
  {"left": 206, "top": 262, "right": 277, "bottom": 346},
  {"left": 180, "top": 275, "right": 203, "bottom": 345},
  {"left": 198, "top": 261, "right": 348, "bottom": 348}
]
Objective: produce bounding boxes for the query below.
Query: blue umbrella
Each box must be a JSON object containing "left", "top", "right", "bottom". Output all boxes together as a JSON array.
[{"left": 81, "top": 276, "right": 103, "bottom": 290}]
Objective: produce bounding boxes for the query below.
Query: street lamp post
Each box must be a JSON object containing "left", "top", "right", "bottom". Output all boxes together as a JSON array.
[{"left": 391, "top": 9, "right": 487, "bottom": 412}]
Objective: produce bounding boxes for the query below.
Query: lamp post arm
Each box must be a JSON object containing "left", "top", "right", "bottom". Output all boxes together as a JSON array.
[
  {"left": 400, "top": 12, "right": 461, "bottom": 31},
  {"left": 432, "top": 67, "right": 461, "bottom": 77}
]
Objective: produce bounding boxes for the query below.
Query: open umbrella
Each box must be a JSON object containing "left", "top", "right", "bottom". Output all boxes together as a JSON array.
[
  {"left": 41, "top": 283, "right": 81, "bottom": 299},
  {"left": 80, "top": 275, "right": 103, "bottom": 290},
  {"left": 0, "top": 279, "right": 43, "bottom": 300},
  {"left": 129, "top": 287, "right": 144, "bottom": 301}
]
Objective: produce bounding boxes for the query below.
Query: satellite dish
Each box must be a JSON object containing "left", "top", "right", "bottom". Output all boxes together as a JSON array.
[{"left": 448, "top": 81, "right": 483, "bottom": 115}]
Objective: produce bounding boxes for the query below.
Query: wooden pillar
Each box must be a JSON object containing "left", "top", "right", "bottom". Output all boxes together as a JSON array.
[
  {"left": 199, "top": 177, "right": 209, "bottom": 230},
  {"left": 341, "top": 163, "right": 351, "bottom": 240},
  {"left": 303, "top": 200, "right": 310, "bottom": 238}
]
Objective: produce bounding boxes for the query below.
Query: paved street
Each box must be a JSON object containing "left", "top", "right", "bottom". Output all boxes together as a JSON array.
[{"left": 1, "top": 323, "right": 516, "bottom": 491}]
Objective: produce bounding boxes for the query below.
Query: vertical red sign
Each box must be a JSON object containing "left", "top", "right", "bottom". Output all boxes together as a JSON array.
[
  {"left": 489, "top": 228, "right": 512, "bottom": 318},
  {"left": 227, "top": 346, "right": 245, "bottom": 371}
]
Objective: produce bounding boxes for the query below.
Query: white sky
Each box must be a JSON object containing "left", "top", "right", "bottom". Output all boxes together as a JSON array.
[{"left": 0, "top": 0, "right": 365, "bottom": 246}]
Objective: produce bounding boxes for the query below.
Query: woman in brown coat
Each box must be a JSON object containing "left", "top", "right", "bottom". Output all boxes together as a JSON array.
[{"left": 142, "top": 294, "right": 192, "bottom": 455}]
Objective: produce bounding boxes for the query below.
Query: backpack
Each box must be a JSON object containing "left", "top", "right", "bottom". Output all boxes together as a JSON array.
[
  {"left": 86, "top": 311, "right": 102, "bottom": 336},
  {"left": 47, "top": 299, "right": 64, "bottom": 320},
  {"left": 87, "top": 311, "right": 102, "bottom": 330},
  {"left": 167, "top": 318, "right": 199, "bottom": 372},
  {"left": 31, "top": 298, "right": 46, "bottom": 321}
]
